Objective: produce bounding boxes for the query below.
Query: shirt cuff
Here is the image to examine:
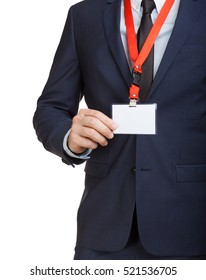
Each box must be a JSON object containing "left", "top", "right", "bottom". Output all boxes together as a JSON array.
[{"left": 63, "top": 129, "right": 92, "bottom": 159}]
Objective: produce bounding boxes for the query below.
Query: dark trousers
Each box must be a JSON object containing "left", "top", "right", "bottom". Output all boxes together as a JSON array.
[{"left": 74, "top": 211, "right": 206, "bottom": 260}]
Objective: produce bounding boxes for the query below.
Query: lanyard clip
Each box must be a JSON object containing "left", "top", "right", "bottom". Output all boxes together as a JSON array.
[
  {"left": 129, "top": 84, "right": 140, "bottom": 107},
  {"left": 132, "top": 68, "right": 141, "bottom": 87},
  {"left": 129, "top": 99, "right": 138, "bottom": 107},
  {"left": 129, "top": 69, "right": 141, "bottom": 107}
]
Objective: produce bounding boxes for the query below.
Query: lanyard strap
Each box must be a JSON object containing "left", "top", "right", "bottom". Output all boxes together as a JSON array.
[{"left": 124, "top": 0, "right": 175, "bottom": 103}]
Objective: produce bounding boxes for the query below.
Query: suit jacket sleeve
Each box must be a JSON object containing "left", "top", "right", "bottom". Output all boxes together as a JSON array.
[{"left": 33, "top": 7, "right": 85, "bottom": 165}]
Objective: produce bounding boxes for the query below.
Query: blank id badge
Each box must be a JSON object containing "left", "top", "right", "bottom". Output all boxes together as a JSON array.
[{"left": 112, "top": 104, "right": 157, "bottom": 135}]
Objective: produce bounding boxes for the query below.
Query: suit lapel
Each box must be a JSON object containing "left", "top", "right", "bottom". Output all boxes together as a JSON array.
[
  {"left": 103, "top": 0, "right": 132, "bottom": 87},
  {"left": 147, "top": 0, "right": 203, "bottom": 101}
]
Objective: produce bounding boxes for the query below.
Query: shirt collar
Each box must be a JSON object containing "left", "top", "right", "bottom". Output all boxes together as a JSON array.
[{"left": 131, "top": 0, "right": 165, "bottom": 13}]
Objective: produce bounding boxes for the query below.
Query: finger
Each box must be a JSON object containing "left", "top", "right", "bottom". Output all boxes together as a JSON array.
[
  {"left": 79, "top": 109, "right": 118, "bottom": 131},
  {"left": 80, "top": 127, "right": 108, "bottom": 147},
  {"left": 69, "top": 133, "right": 98, "bottom": 151},
  {"left": 81, "top": 115, "right": 114, "bottom": 140}
]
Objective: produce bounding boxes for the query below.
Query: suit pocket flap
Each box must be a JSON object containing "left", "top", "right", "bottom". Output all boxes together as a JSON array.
[
  {"left": 84, "top": 161, "right": 109, "bottom": 178},
  {"left": 176, "top": 164, "right": 206, "bottom": 182}
]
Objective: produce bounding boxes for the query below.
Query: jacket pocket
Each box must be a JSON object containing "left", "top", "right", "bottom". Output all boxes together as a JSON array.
[
  {"left": 176, "top": 164, "right": 206, "bottom": 182},
  {"left": 84, "top": 160, "right": 109, "bottom": 178}
]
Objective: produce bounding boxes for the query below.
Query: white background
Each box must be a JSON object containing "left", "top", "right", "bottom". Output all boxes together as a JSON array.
[
  {"left": 0, "top": 0, "right": 86, "bottom": 278},
  {"left": 0, "top": 1, "right": 205, "bottom": 279}
]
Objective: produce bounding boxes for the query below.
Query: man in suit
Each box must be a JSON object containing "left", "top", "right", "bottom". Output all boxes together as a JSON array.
[{"left": 33, "top": 0, "right": 206, "bottom": 259}]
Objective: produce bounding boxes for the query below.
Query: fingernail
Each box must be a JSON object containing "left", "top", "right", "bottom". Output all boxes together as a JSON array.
[
  {"left": 103, "top": 141, "right": 108, "bottom": 146},
  {"left": 108, "top": 133, "right": 114, "bottom": 139},
  {"left": 111, "top": 122, "right": 118, "bottom": 130}
]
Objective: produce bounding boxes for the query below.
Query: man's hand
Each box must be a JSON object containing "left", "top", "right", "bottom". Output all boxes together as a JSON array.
[{"left": 68, "top": 109, "right": 117, "bottom": 154}]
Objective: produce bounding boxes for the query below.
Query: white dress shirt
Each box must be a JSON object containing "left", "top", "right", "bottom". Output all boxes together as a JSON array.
[{"left": 64, "top": 0, "right": 181, "bottom": 159}]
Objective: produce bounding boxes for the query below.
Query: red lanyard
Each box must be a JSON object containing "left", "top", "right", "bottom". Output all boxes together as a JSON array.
[{"left": 124, "top": 0, "right": 175, "bottom": 104}]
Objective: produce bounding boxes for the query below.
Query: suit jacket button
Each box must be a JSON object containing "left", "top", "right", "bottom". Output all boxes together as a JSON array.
[{"left": 130, "top": 167, "right": 136, "bottom": 174}]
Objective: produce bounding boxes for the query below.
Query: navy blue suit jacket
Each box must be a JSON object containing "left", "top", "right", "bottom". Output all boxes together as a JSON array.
[{"left": 33, "top": 0, "right": 206, "bottom": 256}]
